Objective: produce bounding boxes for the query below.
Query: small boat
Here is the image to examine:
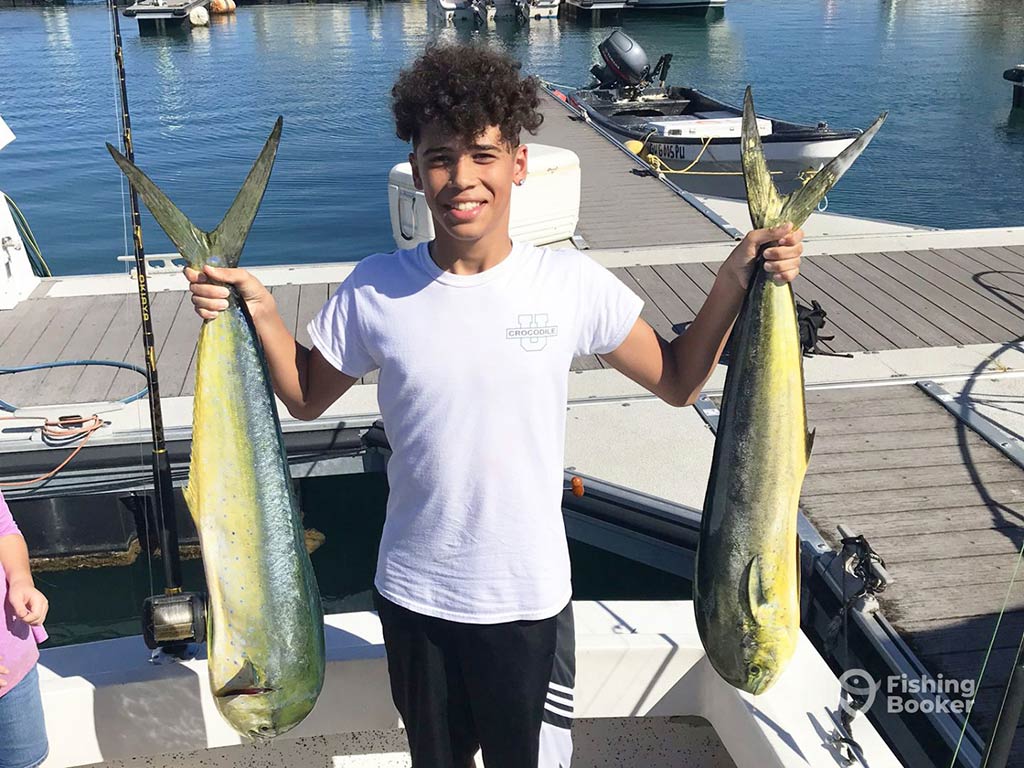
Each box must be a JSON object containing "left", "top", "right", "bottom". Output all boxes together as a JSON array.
[
  {"left": 568, "top": 32, "right": 863, "bottom": 199},
  {"left": 428, "top": 0, "right": 557, "bottom": 23}
]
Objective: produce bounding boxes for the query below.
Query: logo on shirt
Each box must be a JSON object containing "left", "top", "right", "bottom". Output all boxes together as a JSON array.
[{"left": 507, "top": 314, "right": 558, "bottom": 351}]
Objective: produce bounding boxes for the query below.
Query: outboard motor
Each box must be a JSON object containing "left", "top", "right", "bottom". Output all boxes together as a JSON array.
[{"left": 590, "top": 31, "right": 651, "bottom": 89}]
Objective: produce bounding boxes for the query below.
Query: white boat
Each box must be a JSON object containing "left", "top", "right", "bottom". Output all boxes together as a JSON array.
[
  {"left": 426, "top": 0, "right": 495, "bottom": 24},
  {"left": 39, "top": 600, "right": 902, "bottom": 767},
  {"left": 428, "top": 0, "right": 559, "bottom": 22},
  {"left": 568, "top": 32, "right": 861, "bottom": 198},
  {"left": 565, "top": 0, "right": 724, "bottom": 14}
]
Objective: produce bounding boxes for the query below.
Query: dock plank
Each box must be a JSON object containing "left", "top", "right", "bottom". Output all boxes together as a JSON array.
[
  {"left": 105, "top": 291, "right": 184, "bottom": 403},
  {"left": 897, "top": 612, "right": 1024, "bottom": 655},
  {"left": 840, "top": 253, "right": 988, "bottom": 345},
  {"left": 296, "top": 283, "right": 328, "bottom": 350},
  {"left": 627, "top": 266, "right": 690, "bottom": 335},
  {"left": 2, "top": 295, "right": 97, "bottom": 408},
  {"left": 811, "top": 505, "right": 1023, "bottom": 539},
  {"left": 272, "top": 284, "right": 301, "bottom": 339},
  {"left": 611, "top": 267, "right": 675, "bottom": 340},
  {"left": 809, "top": 445, "right": 1004, "bottom": 475},
  {"left": 797, "top": 261, "right": 900, "bottom": 350},
  {"left": 157, "top": 291, "right": 203, "bottom": 398},
  {"left": 811, "top": 255, "right": 956, "bottom": 348},
  {"left": 802, "top": 461, "right": 1024, "bottom": 496},
  {"left": 802, "top": 480, "right": 1024, "bottom": 517},
  {"left": 35, "top": 296, "right": 130, "bottom": 406},
  {"left": 872, "top": 251, "right": 1017, "bottom": 342},
  {"left": 534, "top": 94, "right": 729, "bottom": 249},
  {"left": 652, "top": 264, "right": 708, "bottom": 316},
  {"left": 0, "top": 297, "right": 38, "bottom": 353},
  {"left": 805, "top": 427, "right": 987, "bottom": 455},
  {"left": 907, "top": 249, "right": 1024, "bottom": 337}
]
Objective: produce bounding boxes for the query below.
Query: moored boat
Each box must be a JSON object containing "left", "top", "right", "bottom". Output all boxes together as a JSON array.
[{"left": 568, "top": 31, "right": 863, "bottom": 198}]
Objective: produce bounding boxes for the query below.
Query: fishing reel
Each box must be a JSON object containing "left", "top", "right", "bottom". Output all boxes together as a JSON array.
[{"left": 142, "top": 590, "right": 207, "bottom": 656}]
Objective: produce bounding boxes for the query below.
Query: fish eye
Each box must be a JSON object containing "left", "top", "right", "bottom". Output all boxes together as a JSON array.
[
  {"left": 259, "top": 725, "right": 272, "bottom": 732},
  {"left": 749, "top": 664, "right": 761, "bottom": 677}
]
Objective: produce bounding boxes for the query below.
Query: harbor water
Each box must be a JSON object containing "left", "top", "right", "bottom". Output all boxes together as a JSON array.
[{"left": 0, "top": 0, "right": 1023, "bottom": 275}]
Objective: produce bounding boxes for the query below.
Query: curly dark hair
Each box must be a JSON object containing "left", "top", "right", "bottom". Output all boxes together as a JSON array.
[{"left": 392, "top": 43, "right": 543, "bottom": 148}]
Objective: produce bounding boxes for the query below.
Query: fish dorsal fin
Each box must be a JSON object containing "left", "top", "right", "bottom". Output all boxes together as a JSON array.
[
  {"left": 740, "top": 86, "right": 887, "bottom": 232},
  {"left": 806, "top": 427, "right": 816, "bottom": 461},
  {"left": 214, "top": 658, "right": 271, "bottom": 697},
  {"left": 210, "top": 116, "right": 283, "bottom": 269},
  {"left": 106, "top": 143, "right": 211, "bottom": 269},
  {"left": 746, "top": 555, "right": 769, "bottom": 622}
]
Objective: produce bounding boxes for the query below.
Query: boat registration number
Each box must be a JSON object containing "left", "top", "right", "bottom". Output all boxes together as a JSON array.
[{"left": 653, "top": 143, "right": 686, "bottom": 161}]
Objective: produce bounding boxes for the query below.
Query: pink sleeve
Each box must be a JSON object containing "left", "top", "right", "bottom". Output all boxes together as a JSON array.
[{"left": 0, "top": 490, "right": 20, "bottom": 538}]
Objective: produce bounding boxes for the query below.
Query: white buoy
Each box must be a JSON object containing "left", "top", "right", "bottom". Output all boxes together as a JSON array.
[{"left": 189, "top": 5, "right": 210, "bottom": 26}]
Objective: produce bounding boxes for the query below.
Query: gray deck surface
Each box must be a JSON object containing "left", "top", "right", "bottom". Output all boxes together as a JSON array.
[
  {"left": 800, "top": 384, "right": 1024, "bottom": 759},
  {"left": 5, "top": 244, "right": 1024, "bottom": 405},
  {"left": 533, "top": 91, "right": 730, "bottom": 249}
]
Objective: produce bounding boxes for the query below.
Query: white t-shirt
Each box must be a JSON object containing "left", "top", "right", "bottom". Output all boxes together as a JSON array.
[{"left": 308, "top": 240, "right": 643, "bottom": 623}]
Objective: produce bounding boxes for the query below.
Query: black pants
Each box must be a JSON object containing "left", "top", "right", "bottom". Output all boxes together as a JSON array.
[{"left": 374, "top": 590, "right": 575, "bottom": 768}]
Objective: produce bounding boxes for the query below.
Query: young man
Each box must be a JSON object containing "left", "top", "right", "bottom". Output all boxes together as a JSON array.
[{"left": 187, "top": 44, "right": 802, "bottom": 768}]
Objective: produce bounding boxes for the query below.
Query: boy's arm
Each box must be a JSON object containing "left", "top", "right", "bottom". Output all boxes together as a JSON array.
[
  {"left": 187, "top": 265, "right": 358, "bottom": 420},
  {"left": 602, "top": 224, "right": 802, "bottom": 407}
]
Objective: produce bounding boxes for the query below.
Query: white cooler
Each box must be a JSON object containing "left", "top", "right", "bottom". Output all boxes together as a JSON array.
[{"left": 387, "top": 143, "right": 581, "bottom": 250}]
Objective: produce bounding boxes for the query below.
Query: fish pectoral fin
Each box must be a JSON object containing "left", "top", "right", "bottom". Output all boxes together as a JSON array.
[
  {"left": 209, "top": 117, "right": 284, "bottom": 269},
  {"left": 106, "top": 144, "right": 212, "bottom": 270},
  {"left": 214, "top": 659, "right": 272, "bottom": 698},
  {"left": 745, "top": 555, "right": 770, "bottom": 621},
  {"left": 806, "top": 427, "right": 816, "bottom": 460}
]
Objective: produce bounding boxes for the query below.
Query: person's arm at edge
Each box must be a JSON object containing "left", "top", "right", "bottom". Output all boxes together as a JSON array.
[
  {"left": 602, "top": 224, "right": 803, "bottom": 407},
  {"left": 0, "top": 533, "right": 47, "bottom": 627},
  {"left": 185, "top": 265, "right": 358, "bottom": 420}
]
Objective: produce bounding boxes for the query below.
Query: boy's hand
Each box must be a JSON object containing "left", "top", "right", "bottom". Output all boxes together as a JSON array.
[
  {"left": 723, "top": 223, "right": 804, "bottom": 290},
  {"left": 8, "top": 579, "right": 48, "bottom": 626},
  {"left": 185, "top": 265, "right": 273, "bottom": 320}
]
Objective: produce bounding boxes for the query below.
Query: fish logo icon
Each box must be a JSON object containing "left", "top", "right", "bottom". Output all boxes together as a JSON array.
[{"left": 507, "top": 313, "right": 558, "bottom": 351}]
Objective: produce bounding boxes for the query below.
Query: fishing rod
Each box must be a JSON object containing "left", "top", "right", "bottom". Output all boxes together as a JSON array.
[{"left": 108, "top": 0, "right": 205, "bottom": 653}]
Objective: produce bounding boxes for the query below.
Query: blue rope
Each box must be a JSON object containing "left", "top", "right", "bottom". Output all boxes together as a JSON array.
[{"left": 0, "top": 360, "right": 149, "bottom": 412}]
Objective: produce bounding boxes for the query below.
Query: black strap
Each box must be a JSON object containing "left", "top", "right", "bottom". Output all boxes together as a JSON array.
[{"left": 797, "top": 300, "right": 852, "bottom": 358}]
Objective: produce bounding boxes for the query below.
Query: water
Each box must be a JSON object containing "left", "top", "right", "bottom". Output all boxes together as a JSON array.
[
  {"left": 1, "top": 0, "right": 1023, "bottom": 276},
  {"left": 35, "top": 473, "right": 691, "bottom": 647}
]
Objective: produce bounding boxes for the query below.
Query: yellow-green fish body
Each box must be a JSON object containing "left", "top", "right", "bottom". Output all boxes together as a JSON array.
[
  {"left": 109, "top": 120, "right": 325, "bottom": 737},
  {"left": 694, "top": 92, "right": 886, "bottom": 695}
]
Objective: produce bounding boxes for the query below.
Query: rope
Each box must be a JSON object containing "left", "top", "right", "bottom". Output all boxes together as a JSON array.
[
  {"left": 0, "top": 360, "right": 148, "bottom": 412},
  {"left": 0, "top": 414, "right": 105, "bottom": 488},
  {"left": 948, "top": 538, "right": 1024, "bottom": 766},
  {"left": 642, "top": 138, "right": 783, "bottom": 177}
]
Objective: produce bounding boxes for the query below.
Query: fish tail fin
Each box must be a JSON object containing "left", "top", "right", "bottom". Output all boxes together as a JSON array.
[
  {"left": 107, "top": 142, "right": 212, "bottom": 270},
  {"left": 209, "top": 116, "right": 284, "bottom": 269},
  {"left": 740, "top": 87, "right": 785, "bottom": 231},
  {"left": 778, "top": 110, "right": 887, "bottom": 232},
  {"left": 740, "top": 86, "right": 886, "bottom": 233},
  {"left": 107, "top": 116, "right": 283, "bottom": 271}
]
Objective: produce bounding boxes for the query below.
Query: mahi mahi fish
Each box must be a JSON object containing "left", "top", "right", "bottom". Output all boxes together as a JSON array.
[
  {"left": 693, "top": 91, "right": 885, "bottom": 695},
  {"left": 107, "top": 119, "right": 325, "bottom": 738}
]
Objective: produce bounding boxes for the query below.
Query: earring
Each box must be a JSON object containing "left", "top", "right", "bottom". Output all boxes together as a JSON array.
[{"left": 515, "top": 178, "right": 525, "bottom": 187}]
